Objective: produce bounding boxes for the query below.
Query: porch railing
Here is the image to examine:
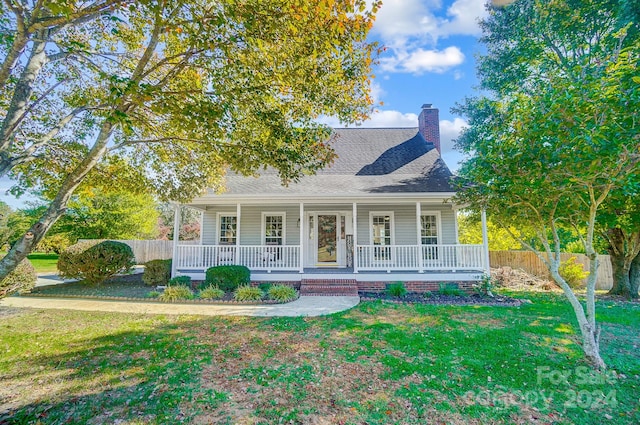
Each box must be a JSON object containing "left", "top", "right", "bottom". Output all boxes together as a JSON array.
[
  {"left": 176, "top": 244, "right": 300, "bottom": 272},
  {"left": 355, "top": 244, "right": 485, "bottom": 272}
]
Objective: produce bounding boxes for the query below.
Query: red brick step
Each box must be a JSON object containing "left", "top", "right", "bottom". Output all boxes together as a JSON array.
[{"left": 300, "top": 279, "right": 359, "bottom": 296}]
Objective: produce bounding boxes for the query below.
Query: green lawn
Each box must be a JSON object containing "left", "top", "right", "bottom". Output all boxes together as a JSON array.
[
  {"left": 26, "top": 252, "right": 59, "bottom": 274},
  {"left": 0, "top": 292, "right": 638, "bottom": 424}
]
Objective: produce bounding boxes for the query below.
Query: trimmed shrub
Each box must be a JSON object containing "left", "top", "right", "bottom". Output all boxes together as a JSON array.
[
  {"left": 438, "top": 282, "right": 466, "bottom": 297},
  {"left": 205, "top": 265, "right": 250, "bottom": 292},
  {"left": 58, "top": 240, "right": 135, "bottom": 285},
  {"left": 168, "top": 275, "right": 191, "bottom": 286},
  {"left": 386, "top": 282, "right": 407, "bottom": 298},
  {"left": 559, "top": 257, "right": 589, "bottom": 289},
  {"left": 143, "top": 259, "right": 172, "bottom": 286},
  {"left": 159, "top": 285, "right": 193, "bottom": 302},
  {"left": 199, "top": 285, "right": 225, "bottom": 300},
  {"left": 258, "top": 282, "right": 273, "bottom": 293},
  {"left": 0, "top": 259, "right": 37, "bottom": 298},
  {"left": 234, "top": 285, "right": 263, "bottom": 301},
  {"left": 267, "top": 284, "right": 297, "bottom": 302}
]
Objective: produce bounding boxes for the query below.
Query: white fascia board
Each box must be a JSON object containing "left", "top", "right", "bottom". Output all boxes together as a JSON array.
[{"left": 185, "top": 192, "right": 457, "bottom": 206}]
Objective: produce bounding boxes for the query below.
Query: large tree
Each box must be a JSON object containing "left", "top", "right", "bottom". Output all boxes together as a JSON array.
[
  {"left": 454, "top": 0, "right": 639, "bottom": 368},
  {"left": 0, "top": 0, "right": 380, "bottom": 282},
  {"left": 59, "top": 189, "right": 159, "bottom": 240},
  {"left": 599, "top": 181, "right": 640, "bottom": 299}
]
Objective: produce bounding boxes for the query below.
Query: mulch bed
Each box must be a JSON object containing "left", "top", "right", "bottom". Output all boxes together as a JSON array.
[
  {"left": 27, "top": 273, "right": 297, "bottom": 305},
  {"left": 359, "top": 292, "right": 523, "bottom": 306}
]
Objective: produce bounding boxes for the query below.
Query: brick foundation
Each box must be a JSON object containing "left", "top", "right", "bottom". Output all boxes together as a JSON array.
[
  {"left": 358, "top": 281, "right": 476, "bottom": 294},
  {"left": 249, "top": 280, "right": 477, "bottom": 295}
]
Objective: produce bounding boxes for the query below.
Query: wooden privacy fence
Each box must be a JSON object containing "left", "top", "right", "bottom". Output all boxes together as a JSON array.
[{"left": 489, "top": 251, "right": 613, "bottom": 290}]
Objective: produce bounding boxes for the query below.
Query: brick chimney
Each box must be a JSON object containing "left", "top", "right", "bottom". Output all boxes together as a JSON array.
[{"left": 418, "top": 104, "right": 441, "bottom": 153}]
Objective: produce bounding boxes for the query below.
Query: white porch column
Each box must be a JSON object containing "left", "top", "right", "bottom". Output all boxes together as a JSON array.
[
  {"left": 481, "top": 209, "right": 491, "bottom": 275},
  {"left": 416, "top": 202, "right": 424, "bottom": 273},
  {"left": 171, "top": 204, "right": 181, "bottom": 278},
  {"left": 453, "top": 207, "right": 460, "bottom": 244},
  {"left": 299, "top": 202, "right": 304, "bottom": 273},
  {"left": 236, "top": 203, "right": 241, "bottom": 262},
  {"left": 352, "top": 202, "right": 358, "bottom": 273},
  {"left": 199, "top": 210, "right": 204, "bottom": 245}
]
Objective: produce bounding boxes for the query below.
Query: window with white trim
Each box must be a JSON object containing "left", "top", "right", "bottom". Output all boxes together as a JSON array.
[
  {"left": 420, "top": 214, "right": 439, "bottom": 245},
  {"left": 218, "top": 214, "right": 237, "bottom": 245},
  {"left": 371, "top": 213, "right": 393, "bottom": 246},
  {"left": 263, "top": 213, "right": 285, "bottom": 245},
  {"left": 370, "top": 212, "right": 393, "bottom": 261}
]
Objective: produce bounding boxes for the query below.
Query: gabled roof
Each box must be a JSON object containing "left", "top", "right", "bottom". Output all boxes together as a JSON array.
[{"left": 207, "top": 128, "right": 454, "bottom": 198}]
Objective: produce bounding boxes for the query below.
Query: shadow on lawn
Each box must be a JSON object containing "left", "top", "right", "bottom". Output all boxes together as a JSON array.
[{"left": 0, "top": 317, "right": 215, "bottom": 424}]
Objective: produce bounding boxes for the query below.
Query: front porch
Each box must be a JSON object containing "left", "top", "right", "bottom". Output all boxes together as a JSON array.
[
  {"left": 171, "top": 198, "right": 491, "bottom": 285},
  {"left": 174, "top": 243, "right": 487, "bottom": 278}
]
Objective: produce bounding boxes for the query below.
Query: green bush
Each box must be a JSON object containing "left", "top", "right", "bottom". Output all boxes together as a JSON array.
[
  {"left": 0, "top": 259, "right": 37, "bottom": 298},
  {"left": 58, "top": 240, "right": 135, "bottom": 285},
  {"left": 199, "top": 285, "right": 225, "bottom": 300},
  {"left": 147, "top": 290, "right": 161, "bottom": 298},
  {"left": 258, "top": 282, "right": 273, "bottom": 293},
  {"left": 36, "top": 233, "right": 72, "bottom": 254},
  {"left": 143, "top": 259, "right": 172, "bottom": 286},
  {"left": 267, "top": 284, "right": 297, "bottom": 302},
  {"left": 387, "top": 282, "right": 407, "bottom": 298},
  {"left": 158, "top": 285, "right": 193, "bottom": 302},
  {"left": 438, "top": 282, "right": 466, "bottom": 297},
  {"left": 168, "top": 275, "right": 191, "bottom": 286},
  {"left": 559, "top": 257, "right": 589, "bottom": 288},
  {"left": 473, "top": 274, "right": 495, "bottom": 297},
  {"left": 205, "top": 265, "right": 250, "bottom": 292},
  {"left": 234, "top": 285, "right": 263, "bottom": 301}
]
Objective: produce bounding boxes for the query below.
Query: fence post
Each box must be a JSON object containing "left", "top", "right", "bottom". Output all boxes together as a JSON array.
[
  {"left": 481, "top": 209, "right": 491, "bottom": 275},
  {"left": 171, "top": 204, "right": 181, "bottom": 278}
]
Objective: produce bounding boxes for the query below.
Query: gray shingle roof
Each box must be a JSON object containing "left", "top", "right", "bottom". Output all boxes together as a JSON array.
[{"left": 215, "top": 128, "right": 454, "bottom": 197}]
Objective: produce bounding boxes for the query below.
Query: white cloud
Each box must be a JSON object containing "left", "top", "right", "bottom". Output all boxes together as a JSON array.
[
  {"left": 370, "top": 81, "right": 385, "bottom": 103},
  {"left": 439, "top": 117, "right": 467, "bottom": 153},
  {"left": 371, "top": 0, "right": 441, "bottom": 49},
  {"left": 360, "top": 110, "right": 419, "bottom": 127},
  {"left": 371, "top": 0, "right": 487, "bottom": 76},
  {"left": 317, "top": 110, "right": 418, "bottom": 128},
  {"left": 380, "top": 46, "right": 465, "bottom": 74},
  {"left": 438, "top": 0, "right": 487, "bottom": 37},
  {"left": 372, "top": 0, "right": 486, "bottom": 43}
]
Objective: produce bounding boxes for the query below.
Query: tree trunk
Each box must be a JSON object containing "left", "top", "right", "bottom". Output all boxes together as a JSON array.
[
  {"left": 630, "top": 252, "right": 640, "bottom": 299},
  {"left": 608, "top": 248, "right": 632, "bottom": 298},
  {"left": 0, "top": 30, "right": 49, "bottom": 153},
  {"left": 0, "top": 121, "right": 115, "bottom": 285},
  {"left": 606, "top": 228, "right": 632, "bottom": 298},
  {"left": 549, "top": 264, "right": 605, "bottom": 370}
]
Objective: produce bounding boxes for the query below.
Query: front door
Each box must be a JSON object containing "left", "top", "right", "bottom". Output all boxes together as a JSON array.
[{"left": 317, "top": 214, "right": 338, "bottom": 265}]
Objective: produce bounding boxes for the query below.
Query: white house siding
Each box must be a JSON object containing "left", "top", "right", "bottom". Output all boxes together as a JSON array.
[
  {"left": 200, "top": 203, "right": 455, "bottom": 246},
  {"left": 238, "top": 204, "right": 301, "bottom": 245},
  {"left": 201, "top": 207, "right": 235, "bottom": 245},
  {"left": 354, "top": 203, "right": 455, "bottom": 245}
]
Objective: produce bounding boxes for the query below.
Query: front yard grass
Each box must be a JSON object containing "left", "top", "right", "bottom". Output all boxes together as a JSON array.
[
  {"left": 0, "top": 292, "right": 638, "bottom": 424},
  {"left": 26, "top": 252, "right": 59, "bottom": 274}
]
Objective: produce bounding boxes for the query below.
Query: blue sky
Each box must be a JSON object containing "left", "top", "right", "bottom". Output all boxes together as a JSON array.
[
  {"left": 320, "top": 0, "right": 487, "bottom": 170},
  {"left": 0, "top": 0, "right": 486, "bottom": 210}
]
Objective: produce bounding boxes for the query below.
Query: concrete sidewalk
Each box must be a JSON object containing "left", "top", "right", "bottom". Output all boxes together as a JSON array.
[{"left": 0, "top": 295, "right": 360, "bottom": 317}]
